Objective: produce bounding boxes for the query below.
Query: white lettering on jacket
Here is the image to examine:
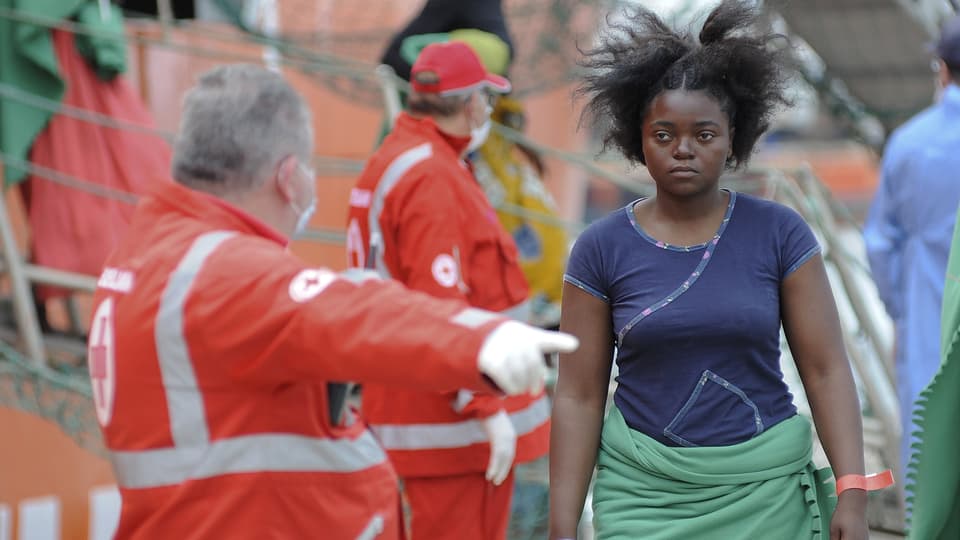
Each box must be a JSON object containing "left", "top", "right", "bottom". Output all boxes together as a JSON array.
[
  {"left": 97, "top": 267, "right": 134, "bottom": 293},
  {"left": 349, "top": 188, "right": 373, "bottom": 209}
]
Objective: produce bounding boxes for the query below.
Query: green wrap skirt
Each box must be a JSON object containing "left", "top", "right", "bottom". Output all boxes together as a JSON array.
[{"left": 592, "top": 407, "right": 836, "bottom": 539}]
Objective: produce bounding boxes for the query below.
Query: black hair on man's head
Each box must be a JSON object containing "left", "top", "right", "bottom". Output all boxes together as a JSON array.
[{"left": 578, "top": 0, "right": 791, "bottom": 169}]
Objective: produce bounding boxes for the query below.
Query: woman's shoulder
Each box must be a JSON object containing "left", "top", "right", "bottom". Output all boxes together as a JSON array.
[{"left": 731, "top": 191, "right": 808, "bottom": 226}]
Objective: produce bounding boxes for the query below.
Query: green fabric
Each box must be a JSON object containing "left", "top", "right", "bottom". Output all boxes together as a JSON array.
[
  {"left": 0, "top": 0, "right": 126, "bottom": 186},
  {"left": 906, "top": 216, "right": 960, "bottom": 539},
  {"left": 73, "top": 2, "right": 127, "bottom": 80},
  {"left": 593, "top": 407, "right": 836, "bottom": 540},
  {"left": 399, "top": 32, "right": 450, "bottom": 67}
]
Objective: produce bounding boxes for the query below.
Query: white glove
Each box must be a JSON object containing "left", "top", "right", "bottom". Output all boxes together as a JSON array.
[
  {"left": 478, "top": 321, "right": 579, "bottom": 395},
  {"left": 481, "top": 410, "right": 517, "bottom": 485}
]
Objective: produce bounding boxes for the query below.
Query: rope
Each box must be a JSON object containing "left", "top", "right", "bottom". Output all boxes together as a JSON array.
[
  {"left": 491, "top": 121, "right": 645, "bottom": 196},
  {"left": 0, "top": 6, "right": 613, "bottom": 233},
  {"left": 0, "top": 152, "right": 350, "bottom": 245},
  {"left": 0, "top": 7, "right": 377, "bottom": 80},
  {"left": 0, "top": 82, "right": 176, "bottom": 143},
  {"left": 1, "top": 154, "right": 141, "bottom": 205},
  {"left": 0, "top": 82, "right": 366, "bottom": 176},
  {"left": 0, "top": 81, "right": 589, "bottom": 231},
  {"left": 0, "top": 5, "right": 645, "bottom": 197}
]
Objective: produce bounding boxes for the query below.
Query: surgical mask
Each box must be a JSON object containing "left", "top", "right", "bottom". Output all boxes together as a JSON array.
[
  {"left": 291, "top": 164, "right": 317, "bottom": 238},
  {"left": 466, "top": 102, "right": 493, "bottom": 154},
  {"left": 291, "top": 198, "right": 316, "bottom": 238}
]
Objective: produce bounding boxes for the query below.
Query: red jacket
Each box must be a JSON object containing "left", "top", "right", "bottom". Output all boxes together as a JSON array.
[
  {"left": 347, "top": 113, "right": 550, "bottom": 477},
  {"left": 88, "top": 181, "right": 506, "bottom": 539}
]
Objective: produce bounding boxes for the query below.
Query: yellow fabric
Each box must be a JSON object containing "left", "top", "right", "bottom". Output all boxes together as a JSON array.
[
  {"left": 474, "top": 98, "right": 567, "bottom": 321},
  {"left": 449, "top": 29, "right": 511, "bottom": 76}
]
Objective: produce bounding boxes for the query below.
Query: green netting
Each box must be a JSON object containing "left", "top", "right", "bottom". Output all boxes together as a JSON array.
[{"left": 0, "top": 340, "right": 105, "bottom": 457}]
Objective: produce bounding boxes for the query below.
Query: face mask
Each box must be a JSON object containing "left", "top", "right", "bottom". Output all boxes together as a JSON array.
[
  {"left": 466, "top": 102, "right": 494, "bottom": 154},
  {"left": 291, "top": 197, "right": 316, "bottom": 238},
  {"left": 291, "top": 163, "right": 317, "bottom": 238}
]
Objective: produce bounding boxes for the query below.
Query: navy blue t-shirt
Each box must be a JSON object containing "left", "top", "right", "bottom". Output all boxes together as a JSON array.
[{"left": 564, "top": 191, "right": 820, "bottom": 447}]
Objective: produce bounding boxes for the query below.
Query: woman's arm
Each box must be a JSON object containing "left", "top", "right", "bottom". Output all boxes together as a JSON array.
[
  {"left": 781, "top": 253, "right": 868, "bottom": 539},
  {"left": 548, "top": 283, "right": 615, "bottom": 539}
]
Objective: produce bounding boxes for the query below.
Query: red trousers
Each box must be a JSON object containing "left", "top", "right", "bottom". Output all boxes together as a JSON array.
[{"left": 403, "top": 470, "right": 515, "bottom": 540}]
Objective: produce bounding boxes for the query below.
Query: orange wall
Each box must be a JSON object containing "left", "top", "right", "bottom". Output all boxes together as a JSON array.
[{"left": 0, "top": 407, "right": 114, "bottom": 539}]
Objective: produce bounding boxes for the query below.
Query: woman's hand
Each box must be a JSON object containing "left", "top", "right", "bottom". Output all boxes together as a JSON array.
[{"left": 830, "top": 489, "right": 868, "bottom": 540}]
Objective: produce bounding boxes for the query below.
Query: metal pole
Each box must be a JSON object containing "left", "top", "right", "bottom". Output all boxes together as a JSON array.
[
  {"left": 157, "top": 0, "right": 174, "bottom": 41},
  {"left": 23, "top": 264, "right": 97, "bottom": 292},
  {"left": 795, "top": 166, "right": 897, "bottom": 382},
  {"left": 778, "top": 170, "right": 902, "bottom": 449},
  {"left": 374, "top": 65, "right": 403, "bottom": 128},
  {"left": 0, "top": 194, "right": 47, "bottom": 365}
]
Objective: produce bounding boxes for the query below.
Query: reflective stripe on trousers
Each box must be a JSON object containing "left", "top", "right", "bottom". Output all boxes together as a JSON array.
[
  {"left": 371, "top": 394, "right": 550, "bottom": 451},
  {"left": 109, "top": 231, "right": 388, "bottom": 489}
]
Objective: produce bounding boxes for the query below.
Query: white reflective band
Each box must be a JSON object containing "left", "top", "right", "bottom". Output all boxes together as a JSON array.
[
  {"left": 368, "top": 143, "right": 433, "bottom": 278},
  {"left": 339, "top": 267, "right": 382, "bottom": 284},
  {"left": 452, "top": 390, "right": 474, "bottom": 413},
  {"left": 372, "top": 394, "right": 550, "bottom": 451},
  {"left": 356, "top": 514, "right": 385, "bottom": 540},
  {"left": 111, "top": 432, "right": 387, "bottom": 489},
  {"left": 111, "top": 231, "right": 387, "bottom": 489},
  {"left": 155, "top": 231, "right": 235, "bottom": 447},
  {"left": 451, "top": 307, "right": 500, "bottom": 329}
]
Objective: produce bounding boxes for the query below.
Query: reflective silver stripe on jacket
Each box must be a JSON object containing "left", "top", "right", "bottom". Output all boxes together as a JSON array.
[
  {"left": 371, "top": 394, "right": 550, "bottom": 451},
  {"left": 111, "top": 431, "right": 388, "bottom": 489},
  {"left": 367, "top": 142, "right": 433, "bottom": 278},
  {"left": 451, "top": 307, "right": 500, "bottom": 329},
  {"left": 110, "top": 231, "right": 387, "bottom": 489},
  {"left": 450, "top": 300, "right": 532, "bottom": 411}
]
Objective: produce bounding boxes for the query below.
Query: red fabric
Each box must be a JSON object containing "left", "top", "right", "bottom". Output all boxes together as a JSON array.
[
  {"left": 348, "top": 113, "right": 548, "bottom": 478},
  {"left": 95, "top": 181, "right": 503, "bottom": 539},
  {"left": 404, "top": 471, "right": 514, "bottom": 540},
  {"left": 26, "top": 30, "right": 170, "bottom": 300}
]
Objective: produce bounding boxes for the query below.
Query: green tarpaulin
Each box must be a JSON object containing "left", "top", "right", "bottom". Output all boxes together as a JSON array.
[{"left": 0, "top": 0, "right": 126, "bottom": 186}]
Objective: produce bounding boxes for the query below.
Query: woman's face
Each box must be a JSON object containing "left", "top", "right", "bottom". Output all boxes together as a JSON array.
[{"left": 641, "top": 89, "right": 732, "bottom": 197}]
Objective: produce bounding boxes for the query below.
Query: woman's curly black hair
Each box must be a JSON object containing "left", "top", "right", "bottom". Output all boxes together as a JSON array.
[{"left": 578, "top": 0, "right": 791, "bottom": 169}]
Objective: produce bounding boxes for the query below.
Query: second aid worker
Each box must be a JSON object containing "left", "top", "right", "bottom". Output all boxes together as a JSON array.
[{"left": 348, "top": 42, "right": 550, "bottom": 540}]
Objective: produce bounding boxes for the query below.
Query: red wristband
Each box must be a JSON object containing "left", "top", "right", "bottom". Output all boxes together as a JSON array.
[{"left": 835, "top": 470, "right": 895, "bottom": 495}]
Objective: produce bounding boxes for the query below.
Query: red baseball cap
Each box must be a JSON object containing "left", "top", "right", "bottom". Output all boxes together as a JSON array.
[{"left": 410, "top": 41, "right": 511, "bottom": 96}]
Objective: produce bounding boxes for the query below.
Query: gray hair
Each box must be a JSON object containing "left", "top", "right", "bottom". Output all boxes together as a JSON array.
[{"left": 171, "top": 64, "right": 314, "bottom": 194}]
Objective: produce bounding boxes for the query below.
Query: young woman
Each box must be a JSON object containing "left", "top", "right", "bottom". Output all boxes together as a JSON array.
[{"left": 549, "top": 2, "right": 872, "bottom": 539}]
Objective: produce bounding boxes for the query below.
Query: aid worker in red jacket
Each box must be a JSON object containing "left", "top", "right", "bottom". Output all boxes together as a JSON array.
[
  {"left": 347, "top": 42, "right": 551, "bottom": 540},
  {"left": 86, "top": 64, "right": 577, "bottom": 540}
]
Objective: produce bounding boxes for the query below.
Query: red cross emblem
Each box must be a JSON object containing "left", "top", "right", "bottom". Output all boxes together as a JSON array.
[
  {"left": 88, "top": 298, "right": 115, "bottom": 426},
  {"left": 431, "top": 253, "right": 459, "bottom": 288},
  {"left": 288, "top": 269, "right": 335, "bottom": 303}
]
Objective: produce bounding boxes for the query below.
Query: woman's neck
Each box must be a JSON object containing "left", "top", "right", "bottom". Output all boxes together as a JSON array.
[{"left": 651, "top": 187, "right": 726, "bottom": 223}]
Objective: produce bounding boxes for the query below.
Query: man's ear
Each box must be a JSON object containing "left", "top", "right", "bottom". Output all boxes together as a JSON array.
[
  {"left": 940, "top": 61, "right": 953, "bottom": 90},
  {"left": 274, "top": 155, "right": 298, "bottom": 203}
]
